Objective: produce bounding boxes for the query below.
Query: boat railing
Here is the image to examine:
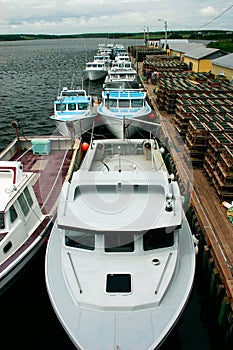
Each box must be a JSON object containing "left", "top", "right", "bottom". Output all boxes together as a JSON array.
[{"left": 104, "top": 90, "right": 145, "bottom": 99}]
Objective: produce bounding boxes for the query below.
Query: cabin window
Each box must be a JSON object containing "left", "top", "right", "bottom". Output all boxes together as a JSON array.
[
  {"left": 119, "top": 99, "right": 130, "bottom": 108},
  {"left": 63, "top": 91, "right": 76, "bottom": 96},
  {"left": 24, "top": 187, "right": 33, "bottom": 207},
  {"left": 105, "top": 232, "right": 134, "bottom": 252},
  {"left": 18, "top": 193, "right": 29, "bottom": 216},
  {"left": 9, "top": 205, "right": 18, "bottom": 223},
  {"left": 65, "top": 230, "right": 95, "bottom": 251},
  {"left": 107, "top": 99, "right": 117, "bottom": 108},
  {"left": 143, "top": 228, "right": 174, "bottom": 251},
  {"left": 0, "top": 213, "right": 5, "bottom": 230},
  {"left": 56, "top": 103, "right": 66, "bottom": 112},
  {"left": 78, "top": 103, "right": 88, "bottom": 110},
  {"left": 68, "top": 103, "right": 76, "bottom": 111},
  {"left": 3, "top": 241, "right": 12, "bottom": 254},
  {"left": 131, "top": 99, "right": 143, "bottom": 108}
]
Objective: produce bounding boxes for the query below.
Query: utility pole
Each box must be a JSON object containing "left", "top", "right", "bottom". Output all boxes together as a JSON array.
[{"left": 158, "top": 19, "right": 168, "bottom": 51}]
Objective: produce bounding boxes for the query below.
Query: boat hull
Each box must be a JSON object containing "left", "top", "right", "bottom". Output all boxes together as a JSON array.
[
  {"left": 85, "top": 70, "right": 108, "bottom": 81},
  {"left": 100, "top": 110, "right": 153, "bottom": 139},
  {"left": 101, "top": 115, "right": 138, "bottom": 138},
  {"left": 52, "top": 116, "right": 96, "bottom": 137},
  {"left": 0, "top": 217, "right": 52, "bottom": 295},
  {"left": 45, "top": 217, "right": 196, "bottom": 350}
]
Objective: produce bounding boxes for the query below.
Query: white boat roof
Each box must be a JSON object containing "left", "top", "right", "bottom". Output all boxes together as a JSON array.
[
  {"left": 55, "top": 95, "right": 91, "bottom": 104},
  {"left": 0, "top": 161, "right": 33, "bottom": 212},
  {"left": 57, "top": 170, "right": 182, "bottom": 232}
]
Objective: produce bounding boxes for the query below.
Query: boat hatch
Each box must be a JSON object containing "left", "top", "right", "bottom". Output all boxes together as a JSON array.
[{"left": 106, "top": 274, "right": 131, "bottom": 293}]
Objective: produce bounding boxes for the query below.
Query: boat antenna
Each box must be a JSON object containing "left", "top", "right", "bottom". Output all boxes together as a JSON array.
[
  {"left": 123, "top": 115, "right": 125, "bottom": 140},
  {"left": 71, "top": 74, "right": 75, "bottom": 90},
  {"left": 90, "top": 119, "right": 96, "bottom": 148},
  {"left": 87, "top": 78, "right": 91, "bottom": 95},
  {"left": 57, "top": 79, "right": 61, "bottom": 98}
]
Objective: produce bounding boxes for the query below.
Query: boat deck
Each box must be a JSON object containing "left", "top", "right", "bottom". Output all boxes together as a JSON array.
[
  {"left": 10, "top": 147, "right": 73, "bottom": 215},
  {"left": 90, "top": 154, "right": 158, "bottom": 172}
]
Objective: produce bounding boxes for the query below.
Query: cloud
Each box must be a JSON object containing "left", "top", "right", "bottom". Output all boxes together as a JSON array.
[
  {"left": 0, "top": 0, "right": 232, "bottom": 34},
  {"left": 200, "top": 6, "right": 218, "bottom": 16}
]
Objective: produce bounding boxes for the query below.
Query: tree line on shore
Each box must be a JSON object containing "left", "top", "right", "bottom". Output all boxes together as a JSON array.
[{"left": 0, "top": 30, "right": 232, "bottom": 52}]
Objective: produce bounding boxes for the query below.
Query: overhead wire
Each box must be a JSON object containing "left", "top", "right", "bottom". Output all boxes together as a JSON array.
[{"left": 199, "top": 3, "right": 233, "bottom": 29}]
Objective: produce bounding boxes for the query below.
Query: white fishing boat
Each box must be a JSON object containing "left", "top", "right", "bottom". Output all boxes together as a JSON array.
[
  {"left": 45, "top": 136, "right": 196, "bottom": 350},
  {"left": 97, "top": 89, "right": 152, "bottom": 138},
  {"left": 84, "top": 55, "right": 111, "bottom": 81},
  {"left": 0, "top": 121, "right": 82, "bottom": 294},
  {"left": 103, "top": 62, "right": 141, "bottom": 91},
  {"left": 50, "top": 87, "right": 96, "bottom": 138},
  {"left": 114, "top": 53, "right": 131, "bottom": 62}
]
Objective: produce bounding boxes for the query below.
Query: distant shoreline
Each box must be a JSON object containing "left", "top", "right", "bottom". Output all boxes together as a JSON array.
[{"left": 0, "top": 30, "right": 232, "bottom": 42}]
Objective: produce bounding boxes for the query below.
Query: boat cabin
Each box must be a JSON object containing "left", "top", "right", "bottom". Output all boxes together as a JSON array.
[
  {"left": 85, "top": 62, "right": 108, "bottom": 70},
  {"left": 115, "top": 55, "right": 130, "bottom": 62},
  {"left": 101, "top": 90, "right": 146, "bottom": 110},
  {"left": 111, "top": 61, "right": 133, "bottom": 69},
  {"left": 94, "top": 55, "right": 111, "bottom": 62},
  {"left": 55, "top": 88, "right": 92, "bottom": 114},
  {"left": 105, "top": 69, "right": 137, "bottom": 82},
  {"left": 0, "top": 161, "right": 43, "bottom": 261}
]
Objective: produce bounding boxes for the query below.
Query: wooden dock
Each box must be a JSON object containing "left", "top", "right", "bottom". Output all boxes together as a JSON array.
[{"left": 137, "top": 63, "right": 233, "bottom": 305}]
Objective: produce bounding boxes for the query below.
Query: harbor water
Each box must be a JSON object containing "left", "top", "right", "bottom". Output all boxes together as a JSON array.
[{"left": 0, "top": 38, "right": 225, "bottom": 349}]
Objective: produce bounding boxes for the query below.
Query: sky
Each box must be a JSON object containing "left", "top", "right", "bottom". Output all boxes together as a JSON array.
[{"left": 0, "top": 0, "right": 232, "bottom": 35}]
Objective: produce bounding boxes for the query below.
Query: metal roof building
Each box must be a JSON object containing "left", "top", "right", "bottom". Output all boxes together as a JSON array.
[{"left": 211, "top": 53, "right": 233, "bottom": 82}]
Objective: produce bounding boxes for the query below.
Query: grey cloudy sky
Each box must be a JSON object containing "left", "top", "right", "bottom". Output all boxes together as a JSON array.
[{"left": 0, "top": 0, "right": 232, "bottom": 34}]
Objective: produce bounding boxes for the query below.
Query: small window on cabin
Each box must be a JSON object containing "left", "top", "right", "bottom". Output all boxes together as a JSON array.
[
  {"left": 56, "top": 103, "right": 66, "bottom": 112},
  {"left": 65, "top": 230, "right": 95, "bottom": 251},
  {"left": 119, "top": 99, "right": 130, "bottom": 108},
  {"left": 108, "top": 99, "right": 117, "bottom": 108},
  {"left": 0, "top": 212, "right": 5, "bottom": 230},
  {"left": 131, "top": 99, "right": 143, "bottom": 108},
  {"left": 9, "top": 205, "right": 18, "bottom": 223},
  {"left": 24, "top": 187, "right": 33, "bottom": 207},
  {"left": 105, "top": 232, "right": 134, "bottom": 252},
  {"left": 68, "top": 103, "right": 76, "bottom": 111},
  {"left": 18, "top": 193, "right": 29, "bottom": 216},
  {"left": 143, "top": 228, "right": 174, "bottom": 251},
  {"left": 3, "top": 241, "right": 12, "bottom": 254},
  {"left": 78, "top": 103, "right": 88, "bottom": 110}
]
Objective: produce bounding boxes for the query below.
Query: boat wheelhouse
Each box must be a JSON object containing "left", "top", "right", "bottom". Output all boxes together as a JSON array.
[
  {"left": 97, "top": 89, "right": 152, "bottom": 138},
  {"left": 50, "top": 87, "right": 96, "bottom": 137}
]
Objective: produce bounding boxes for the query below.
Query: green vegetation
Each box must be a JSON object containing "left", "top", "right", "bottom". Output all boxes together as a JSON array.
[
  {"left": 0, "top": 30, "right": 232, "bottom": 53},
  {"left": 207, "top": 39, "right": 233, "bottom": 53}
]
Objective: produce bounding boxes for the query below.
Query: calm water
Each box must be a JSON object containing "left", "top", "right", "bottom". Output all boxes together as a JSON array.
[{"left": 0, "top": 38, "right": 224, "bottom": 349}]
